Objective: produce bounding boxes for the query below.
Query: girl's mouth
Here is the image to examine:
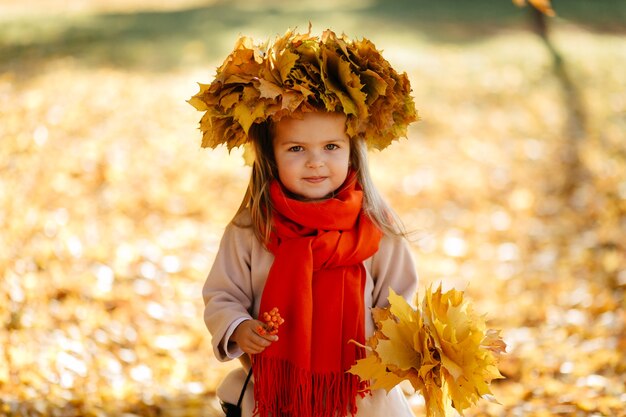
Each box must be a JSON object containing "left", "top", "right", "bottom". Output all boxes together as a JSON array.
[{"left": 303, "top": 176, "right": 326, "bottom": 183}]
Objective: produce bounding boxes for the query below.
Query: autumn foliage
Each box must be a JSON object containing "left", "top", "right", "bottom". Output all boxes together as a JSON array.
[
  {"left": 188, "top": 28, "right": 418, "bottom": 152},
  {"left": 349, "top": 286, "right": 505, "bottom": 417},
  {"left": 1, "top": 1, "right": 625, "bottom": 416}
]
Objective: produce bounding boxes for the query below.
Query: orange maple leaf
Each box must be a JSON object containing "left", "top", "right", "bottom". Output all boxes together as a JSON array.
[{"left": 512, "top": 0, "right": 556, "bottom": 16}]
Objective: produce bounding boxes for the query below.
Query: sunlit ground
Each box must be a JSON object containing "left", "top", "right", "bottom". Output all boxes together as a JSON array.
[{"left": 1, "top": 1, "right": 625, "bottom": 416}]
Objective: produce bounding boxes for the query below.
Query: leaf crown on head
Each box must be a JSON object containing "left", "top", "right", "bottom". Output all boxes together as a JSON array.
[{"left": 188, "top": 28, "right": 419, "bottom": 151}]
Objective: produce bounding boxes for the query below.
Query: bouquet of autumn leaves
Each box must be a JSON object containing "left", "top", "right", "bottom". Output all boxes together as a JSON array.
[{"left": 349, "top": 284, "right": 506, "bottom": 417}]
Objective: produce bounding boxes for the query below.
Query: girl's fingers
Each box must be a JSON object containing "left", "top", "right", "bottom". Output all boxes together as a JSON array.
[
  {"left": 251, "top": 321, "right": 279, "bottom": 342},
  {"left": 250, "top": 327, "right": 278, "bottom": 343},
  {"left": 251, "top": 334, "right": 272, "bottom": 347},
  {"left": 243, "top": 333, "right": 277, "bottom": 354},
  {"left": 244, "top": 342, "right": 266, "bottom": 354},
  {"left": 257, "top": 331, "right": 278, "bottom": 342},
  {"left": 255, "top": 331, "right": 278, "bottom": 343},
  {"left": 236, "top": 323, "right": 279, "bottom": 354}
]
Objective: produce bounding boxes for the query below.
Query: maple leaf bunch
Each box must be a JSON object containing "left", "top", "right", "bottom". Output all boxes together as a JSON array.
[
  {"left": 188, "top": 27, "right": 418, "bottom": 154},
  {"left": 348, "top": 284, "right": 506, "bottom": 417}
]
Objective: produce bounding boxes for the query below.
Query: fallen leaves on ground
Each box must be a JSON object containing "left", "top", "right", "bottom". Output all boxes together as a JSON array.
[{"left": 0, "top": 24, "right": 624, "bottom": 417}]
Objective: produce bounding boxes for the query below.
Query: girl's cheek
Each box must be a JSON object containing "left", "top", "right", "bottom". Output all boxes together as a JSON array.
[
  {"left": 290, "top": 154, "right": 307, "bottom": 165},
  {"left": 330, "top": 151, "right": 350, "bottom": 164}
]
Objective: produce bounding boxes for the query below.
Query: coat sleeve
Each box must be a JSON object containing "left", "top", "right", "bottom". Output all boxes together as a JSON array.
[
  {"left": 202, "top": 222, "right": 256, "bottom": 361},
  {"left": 370, "top": 234, "right": 419, "bottom": 308}
]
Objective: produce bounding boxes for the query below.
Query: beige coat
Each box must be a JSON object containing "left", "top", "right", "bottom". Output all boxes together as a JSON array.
[{"left": 203, "top": 210, "right": 419, "bottom": 417}]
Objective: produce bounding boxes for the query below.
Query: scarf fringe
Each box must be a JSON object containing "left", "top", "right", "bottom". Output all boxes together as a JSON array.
[{"left": 252, "top": 356, "right": 369, "bottom": 417}]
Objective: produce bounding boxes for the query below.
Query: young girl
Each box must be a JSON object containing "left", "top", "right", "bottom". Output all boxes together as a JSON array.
[{"left": 190, "top": 28, "right": 419, "bottom": 417}]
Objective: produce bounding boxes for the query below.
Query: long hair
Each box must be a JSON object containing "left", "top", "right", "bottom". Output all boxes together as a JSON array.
[
  {"left": 232, "top": 121, "right": 276, "bottom": 244},
  {"left": 232, "top": 117, "right": 407, "bottom": 245}
]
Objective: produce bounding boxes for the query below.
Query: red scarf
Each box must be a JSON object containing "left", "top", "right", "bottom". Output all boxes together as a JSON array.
[{"left": 252, "top": 172, "right": 383, "bottom": 417}]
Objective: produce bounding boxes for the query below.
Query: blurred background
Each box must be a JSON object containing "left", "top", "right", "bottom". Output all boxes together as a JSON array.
[{"left": 1, "top": 0, "right": 625, "bottom": 416}]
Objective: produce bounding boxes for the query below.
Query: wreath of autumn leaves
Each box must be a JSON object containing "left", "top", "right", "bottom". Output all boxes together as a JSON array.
[{"left": 188, "top": 28, "right": 418, "bottom": 152}]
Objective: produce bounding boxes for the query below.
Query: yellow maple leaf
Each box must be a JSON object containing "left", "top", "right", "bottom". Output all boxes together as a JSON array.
[
  {"left": 275, "top": 49, "right": 299, "bottom": 83},
  {"left": 219, "top": 92, "right": 241, "bottom": 110},
  {"left": 232, "top": 100, "right": 266, "bottom": 137},
  {"left": 257, "top": 79, "right": 283, "bottom": 100},
  {"left": 387, "top": 287, "right": 416, "bottom": 323},
  {"left": 377, "top": 320, "right": 421, "bottom": 371},
  {"left": 278, "top": 91, "right": 303, "bottom": 113}
]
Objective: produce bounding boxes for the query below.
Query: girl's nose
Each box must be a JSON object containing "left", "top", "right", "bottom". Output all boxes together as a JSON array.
[{"left": 306, "top": 154, "right": 324, "bottom": 168}]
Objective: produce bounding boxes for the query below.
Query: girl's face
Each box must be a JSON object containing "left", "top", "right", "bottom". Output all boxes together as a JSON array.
[{"left": 272, "top": 111, "right": 350, "bottom": 201}]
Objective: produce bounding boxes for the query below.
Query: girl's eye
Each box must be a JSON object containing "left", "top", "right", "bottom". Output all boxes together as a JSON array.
[
  {"left": 325, "top": 144, "right": 339, "bottom": 150},
  {"left": 288, "top": 146, "right": 303, "bottom": 152}
]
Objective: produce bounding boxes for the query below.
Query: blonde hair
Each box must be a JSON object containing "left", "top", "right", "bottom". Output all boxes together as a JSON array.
[{"left": 232, "top": 118, "right": 407, "bottom": 245}]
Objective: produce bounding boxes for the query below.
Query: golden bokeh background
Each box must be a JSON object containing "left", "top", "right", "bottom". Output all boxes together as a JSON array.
[{"left": 1, "top": 1, "right": 624, "bottom": 416}]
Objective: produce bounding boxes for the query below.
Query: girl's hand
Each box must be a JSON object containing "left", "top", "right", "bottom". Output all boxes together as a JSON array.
[{"left": 232, "top": 319, "right": 279, "bottom": 355}]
